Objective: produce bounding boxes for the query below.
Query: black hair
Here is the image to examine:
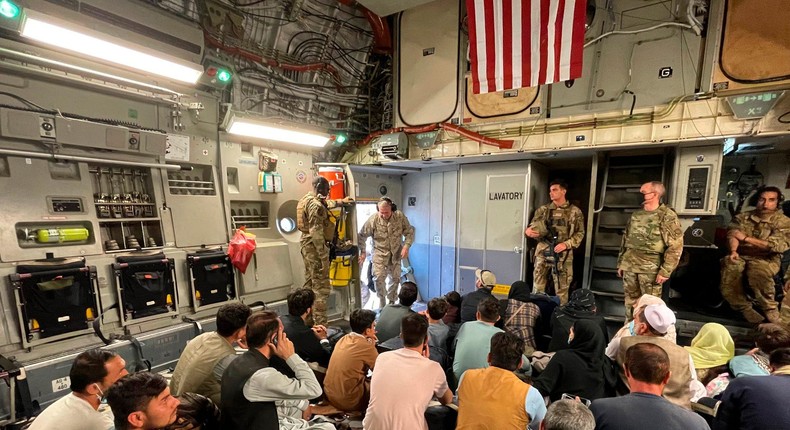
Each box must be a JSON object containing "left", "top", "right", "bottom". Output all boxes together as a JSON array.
[
  {"left": 107, "top": 372, "right": 169, "bottom": 430},
  {"left": 477, "top": 296, "right": 501, "bottom": 323},
  {"left": 489, "top": 332, "right": 524, "bottom": 371},
  {"left": 216, "top": 302, "right": 252, "bottom": 338},
  {"left": 445, "top": 291, "right": 462, "bottom": 308},
  {"left": 770, "top": 347, "right": 790, "bottom": 368},
  {"left": 401, "top": 313, "right": 429, "bottom": 347},
  {"left": 757, "top": 186, "right": 785, "bottom": 203},
  {"left": 350, "top": 309, "right": 377, "bottom": 334},
  {"left": 399, "top": 282, "right": 418, "bottom": 307},
  {"left": 549, "top": 179, "right": 568, "bottom": 190},
  {"left": 625, "top": 343, "right": 670, "bottom": 385},
  {"left": 287, "top": 288, "right": 316, "bottom": 316},
  {"left": 245, "top": 310, "right": 280, "bottom": 349},
  {"left": 427, "top": 297, "right": 449, "bottom": 320},
  {"left": 70, "top": 349, "right": 119, "bottom": 393},
  {"left": 756, "top": 323, "right": 790, "bottom": 354}
]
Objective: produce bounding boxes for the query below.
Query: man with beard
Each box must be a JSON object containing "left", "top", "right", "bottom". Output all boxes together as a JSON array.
[
  {"left": 617, "top": 181, "right": 683, "bottom": 320},
  {"left": 721, "top": 186, "right": 790, "bottom": 324}
]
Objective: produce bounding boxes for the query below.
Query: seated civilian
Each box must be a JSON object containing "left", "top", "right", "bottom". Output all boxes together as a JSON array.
[
  {"left": 457, "top": 332, "right": 546, "bottom": 429},
  {"left": 425, "top": 297, "right": 450, "bottom": 352},
  {"left": 501, "top": 280, "right": 541, "bottom": 354},
  {"left": 460, "top": 269, "right": 496, "bottom": 323},
  {"left": 590, "top": 343, "right": 709, "bottom": 430},
  {"left": 684, "top": 323, "right": 735, "bottom": 397},
  {"left": 605, "top": 294, "right": 676, "bottom": 359},
  {"left": 170, "top": 302, "right": 250, "bottom": 405},
  {"left": 453, "top": 296, "right": 504, "bottom": 382},
  {"left": 548, "top": 288, "right": 608, "bottom": 353},
  {"left": 442, "top": 291, "right": 461, "bottom": 325},
  {"left": 612, "top": 304, "right": 705, "bottom": 408},
  {"left": 220, "top": 311, "right": 330, "bottom": 430},
  {"left": 533, "top": 319, "right": 616, "bottom": 402},
  {"left": 363, "top": 313, "right": 453, "bottom": 430},
  {"left": 729, "top": 323, "right": 790, "bottom": 378},
  {"left": 30, "top": 349, "right": 128, "bottom": 430},
  {"left": 324, "top": 309, "right": 378, "bottom": 413},
  {"left": 375, "top": 282, "right": 418, "bottom": 343},
  {"left": 541, "top": 399, "right": 595, "bottom": 430},
  {"left": 106, "top": 373, "right": 180, "bottom": 430},
  {"left": 282, "top": 289, "right": 332, "bottom": 367},
  {"left": 713, "top": 347, "right": 790, "bottom": 430}
]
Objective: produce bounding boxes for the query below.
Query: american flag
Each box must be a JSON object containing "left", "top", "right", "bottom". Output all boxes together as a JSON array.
[{"left": 467, "top": 0, "right": 587, "bottom": 94}]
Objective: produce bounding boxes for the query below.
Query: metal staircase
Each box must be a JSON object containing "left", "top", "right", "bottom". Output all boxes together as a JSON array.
[{"left": 589, "top": 153, "right": 668, "bottom": 323}]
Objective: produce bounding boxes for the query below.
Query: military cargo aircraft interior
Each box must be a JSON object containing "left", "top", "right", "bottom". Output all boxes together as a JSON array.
[{"left": 0, "top": 0, "right": 789, "bottom": 428}]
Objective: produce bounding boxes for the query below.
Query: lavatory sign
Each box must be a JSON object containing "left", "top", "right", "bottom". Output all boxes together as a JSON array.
[{"left": 488, "top": 191, "right": 524, "bottom": 200}]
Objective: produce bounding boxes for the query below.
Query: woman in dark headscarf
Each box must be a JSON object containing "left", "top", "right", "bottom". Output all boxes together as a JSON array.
[
  {"left": 500, "top": 281, "right": 541, "bottom": 354},
  {"left": 533, "top": 319, "right": 616, "bottom": 402},
  {"left": 547, "top": 288, "right": 608, "bottom": 352}
]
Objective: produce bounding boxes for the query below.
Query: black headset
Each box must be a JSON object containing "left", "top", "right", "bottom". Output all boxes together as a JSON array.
[{"left": 378, "top": 196, "right": 397, "bottom": 212}]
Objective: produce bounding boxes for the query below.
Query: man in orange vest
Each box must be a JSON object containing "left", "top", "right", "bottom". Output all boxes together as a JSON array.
[{"left": 456, "top": 331, "right": 546, "bottom": 429}]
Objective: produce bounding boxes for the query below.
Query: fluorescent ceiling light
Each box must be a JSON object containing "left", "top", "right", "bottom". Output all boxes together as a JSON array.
[
  {"left": 226, "top": 116, "right": 330, "bottom": 148},
  {"left": 20, "top": 15, "right": 202, "bottom": 84}
]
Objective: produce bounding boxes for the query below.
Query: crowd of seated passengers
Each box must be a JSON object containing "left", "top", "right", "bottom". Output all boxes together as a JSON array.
[{"left": 25, "top": 276, "right": 790, "bottom": 430}]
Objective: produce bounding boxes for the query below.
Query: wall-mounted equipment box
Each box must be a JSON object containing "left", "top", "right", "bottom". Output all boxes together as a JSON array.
[{"left": 672, "top": 145, "right": 723, "bottom": 216}]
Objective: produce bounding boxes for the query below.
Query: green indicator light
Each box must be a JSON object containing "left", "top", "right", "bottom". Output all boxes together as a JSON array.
[
  {"left": 0, "top": 0, "right": 20, "bottom": 19},
  {"left": 335, "top": 134, "right": 347, "bottom": 144},
  {"left": 217, "top": 69, "right": 232, "bottom": 83}
]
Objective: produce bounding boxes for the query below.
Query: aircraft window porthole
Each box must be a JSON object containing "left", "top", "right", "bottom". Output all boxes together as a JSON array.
[{"left": 279, "top": 217, "right": 296, "bottom": 233}]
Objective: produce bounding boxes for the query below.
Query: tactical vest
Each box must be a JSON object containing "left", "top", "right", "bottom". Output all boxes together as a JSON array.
[
  {"left": 548, "top": 206, "right": 572, "bottom": 242},
  {"left": 296, "top": 194, "right": 313, "bottom": 233},
  {"left": 624, "top": 206, "right": 669, "bottom": 254}
]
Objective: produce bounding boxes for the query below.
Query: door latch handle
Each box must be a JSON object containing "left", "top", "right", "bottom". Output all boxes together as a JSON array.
[{"left": 514, "top": 246, "right": 523, "bottom": 254}]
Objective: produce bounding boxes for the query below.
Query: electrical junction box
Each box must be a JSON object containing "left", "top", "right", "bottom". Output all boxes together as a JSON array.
[
  {"left": 378, "top": 132, "right": 409, "bottom": 160},
  {"left": 672, "top": 145, "right": 722, "bottom": 216}
]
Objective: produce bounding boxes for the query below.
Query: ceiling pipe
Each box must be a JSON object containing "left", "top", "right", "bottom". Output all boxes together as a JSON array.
[
  {"left": 337, "top": 0, "right": 392, "bottom": 55},
  {"left": 359, "top": 123, "right": 514, "bottom": 149}
]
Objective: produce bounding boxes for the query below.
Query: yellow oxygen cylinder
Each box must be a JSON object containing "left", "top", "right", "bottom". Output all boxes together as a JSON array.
[{"left": 32, "top": 228, "right": 90, "bottom": 243}]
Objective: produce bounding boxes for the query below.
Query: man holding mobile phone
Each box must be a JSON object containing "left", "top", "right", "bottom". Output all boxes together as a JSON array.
[{"left": 220, "top": 311, "right": 333, "bottom": 430}]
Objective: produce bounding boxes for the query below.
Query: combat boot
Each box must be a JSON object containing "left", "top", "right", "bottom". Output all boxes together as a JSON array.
[
  {"left": 741, "top": 308, "right": 765, "bottom": 324},
  {"left": 765, "top": 309, "right": 782, "bottom": 324}
]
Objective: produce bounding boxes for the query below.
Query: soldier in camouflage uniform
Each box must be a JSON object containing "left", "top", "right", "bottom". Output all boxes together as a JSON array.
[
  {"left": 297, "top": 177, "right": 352, "bottom": 326},
  {"left": 721, "top": 186, "right": 790, "bottom": 324},
  {"left": 525, "top": 180, "right": 585, "bottom": 304},
  {"left": 357, "top": 197, "right": 415, "bottom": 307},
  {"left": 617, "top": 181, "right": 683, "bottom": 321}
]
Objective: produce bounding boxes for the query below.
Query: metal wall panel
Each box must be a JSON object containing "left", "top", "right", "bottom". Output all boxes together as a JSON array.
[{"left": 396, "top": 0, "right": 461, "bottom": 126}]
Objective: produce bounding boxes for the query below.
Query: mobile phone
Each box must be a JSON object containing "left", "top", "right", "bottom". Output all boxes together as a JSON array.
[
  {"left": 561, "top": 393, "right": 591, "bottom": 407},
  {"left": 271, "top": 334, "right": 278, "bottom": 347}
]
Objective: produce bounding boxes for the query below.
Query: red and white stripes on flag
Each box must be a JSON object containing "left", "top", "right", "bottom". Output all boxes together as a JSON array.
[{"left": 467, "top": 0, "right": 587, "bottom": 94}]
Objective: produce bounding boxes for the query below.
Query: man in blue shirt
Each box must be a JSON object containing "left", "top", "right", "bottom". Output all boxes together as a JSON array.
[{"left": 590, "top": 343, "right": 709, "bottom": 430}]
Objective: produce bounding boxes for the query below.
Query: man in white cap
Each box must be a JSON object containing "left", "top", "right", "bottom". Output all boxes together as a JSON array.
[
  {"left": 459, "top": 269, "right": 497, "bottom": 323},
  {"left": 611, "top": 304, "right": 706, "bottom": 409}
]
